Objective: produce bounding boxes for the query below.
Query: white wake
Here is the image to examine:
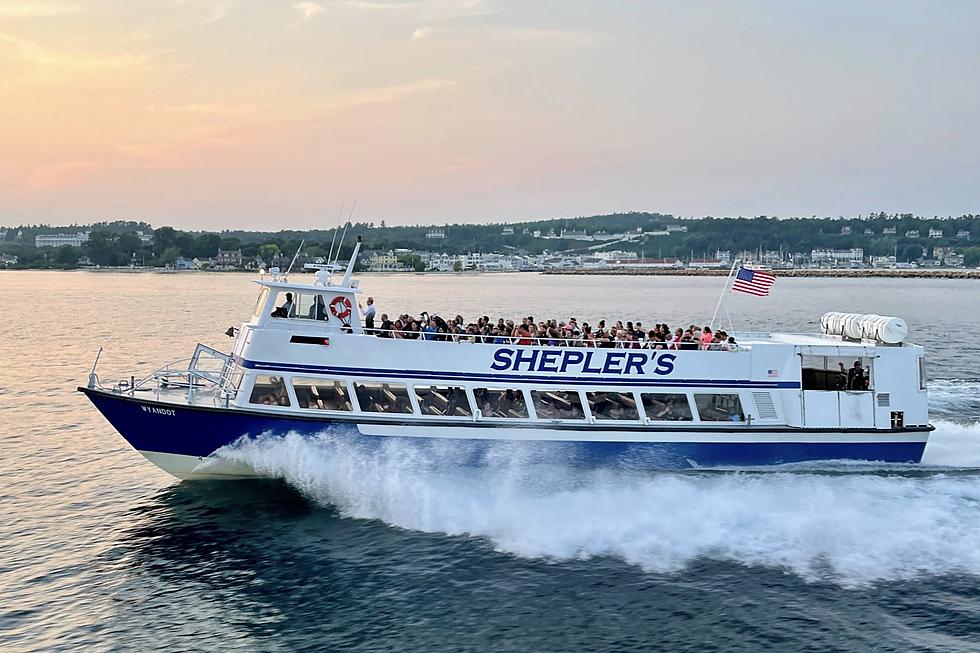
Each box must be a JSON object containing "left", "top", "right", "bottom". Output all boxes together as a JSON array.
[{"left": 218, "top": 418, "right": 980, "bottom": 587}]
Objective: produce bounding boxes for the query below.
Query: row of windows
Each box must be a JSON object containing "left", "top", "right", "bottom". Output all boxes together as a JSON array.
[{"left": 248, "top": 376, "right": 748, "bottom": 422}]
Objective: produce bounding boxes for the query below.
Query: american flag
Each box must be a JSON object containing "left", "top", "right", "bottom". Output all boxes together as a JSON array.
[{"left": 731, "top": 267, "right": 776, "bottom": 297}]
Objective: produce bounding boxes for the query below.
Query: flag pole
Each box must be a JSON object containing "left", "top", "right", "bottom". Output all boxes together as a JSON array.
[{"left": 709, "top": 258, "right": 739, "bottom": 331}]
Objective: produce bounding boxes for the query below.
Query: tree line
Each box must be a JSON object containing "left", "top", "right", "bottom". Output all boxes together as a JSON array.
[{"left": 1, "top": 212, "right": 978, "bottom": 269}]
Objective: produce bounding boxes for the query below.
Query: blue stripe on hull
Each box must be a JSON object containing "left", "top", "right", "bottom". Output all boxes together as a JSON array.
[
  {"left": 236, "top": 357, "right": 801, "bottom": 389},
  {"left": 82, "top": 391, "right": 926, "bottom": 469}
]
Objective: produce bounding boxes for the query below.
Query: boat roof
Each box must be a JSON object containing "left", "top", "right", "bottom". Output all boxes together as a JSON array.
[
  {"left": 255, "top": 278, "right": 362, "bottom": 294},
  {"left": 737, "top": 331, "right": 918, "bottom": 349}
]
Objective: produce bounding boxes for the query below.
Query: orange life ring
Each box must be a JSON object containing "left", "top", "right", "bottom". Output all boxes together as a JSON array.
[{"left": 329, "top": 295, "right": 352, "bottom": 320}]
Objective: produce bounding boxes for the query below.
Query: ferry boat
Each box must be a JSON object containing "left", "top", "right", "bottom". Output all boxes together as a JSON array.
[{"left": 79, "top": 242, "right": 933, "bottom": 480}]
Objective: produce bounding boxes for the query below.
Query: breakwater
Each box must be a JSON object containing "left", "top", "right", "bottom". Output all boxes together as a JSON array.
[{"left": 543, "top": 268, "right": 980, "bottom": 279}]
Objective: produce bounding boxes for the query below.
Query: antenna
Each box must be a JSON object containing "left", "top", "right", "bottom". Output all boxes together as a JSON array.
[
  {"left": 341, "top": 235, "right": 362, "bottom": 287},
  {"left": 327, "top": 201, "right": 345, "bottom": 264},
  {"left": 332, "top": 198, "right": 357, "bottom": 268},
  {"left": 285, "top": 238, "right": 306, "bottom": 277}
]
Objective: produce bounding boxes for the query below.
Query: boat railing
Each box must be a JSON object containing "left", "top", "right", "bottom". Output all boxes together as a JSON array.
[
  {"left": 355, "top": 328, "right": 747, "bottom": 350},
  {"left": 104, "top": 344, "right": 238, "bottom": 405}
]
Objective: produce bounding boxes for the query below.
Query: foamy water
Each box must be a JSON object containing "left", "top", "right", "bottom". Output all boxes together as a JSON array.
[{"left": 218, "top": 381, "right": 980, "bottom": 588}]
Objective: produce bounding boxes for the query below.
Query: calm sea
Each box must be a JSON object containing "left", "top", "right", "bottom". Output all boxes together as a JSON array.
[{"left": 2, "top": 271, "right": 980, "bottom": 652}]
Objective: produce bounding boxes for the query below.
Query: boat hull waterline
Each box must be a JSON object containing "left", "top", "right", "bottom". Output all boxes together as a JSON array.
[{"left": 81, "top": 388, "right": 929, "bottom": 480}]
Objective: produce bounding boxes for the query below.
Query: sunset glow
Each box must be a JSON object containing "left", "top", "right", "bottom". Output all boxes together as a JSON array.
[{"left": 1, "top": 1, "right": 978, "bottom": 228}]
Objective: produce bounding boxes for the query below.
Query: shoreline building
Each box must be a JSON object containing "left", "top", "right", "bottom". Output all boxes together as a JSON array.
[
  {"left": 811, "top": 248, "right": 865, "bottom": 266},
  {"left": 35, "top": 231, "right": 90, "bottom": 248}
]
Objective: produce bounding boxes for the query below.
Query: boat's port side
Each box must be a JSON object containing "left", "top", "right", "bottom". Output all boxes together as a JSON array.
[{"left": 235, "top": 371, "right": 772, "bottom": 427}]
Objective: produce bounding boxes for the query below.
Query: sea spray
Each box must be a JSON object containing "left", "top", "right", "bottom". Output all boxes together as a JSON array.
[
  {"left": 928, "top": 379, "right": 980, "bottom": 423},
  {"left": 218, "top": 420, "right": 980, "bottom": 587},
  {"left": 921, "top": 419, "right": 980, "bottom": 466}
]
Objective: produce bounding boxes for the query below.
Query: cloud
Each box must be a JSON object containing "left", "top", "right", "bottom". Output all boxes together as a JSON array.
[
  {"left": 410, "top": 25, "right": 596, "bottom": 45},
  {"left": 203, "top": 1, "right": 235, "bottom": 23},
  {"left": 503, "top": 28, "right": 597, "bottom": 45},
  {"left": 310, "top": 77, "right": 458, "bottom": 114},
  {"left": 0, "top": 33, "right": 148, "bottom": 70},
  {"left": 411, "top": 26, "right": 444, "bottom": 40},
  {"left": 294, "top": 1, "right": 324, "bottom": 20},
  {"left": 330, "top": 0, "right": 492, "bottom": 15},
  {"left": 0, "top": 2, "right": 83, "bottom": 18},
  {"left": 175, "top": 0, "right": 236, "bottom": 23}
]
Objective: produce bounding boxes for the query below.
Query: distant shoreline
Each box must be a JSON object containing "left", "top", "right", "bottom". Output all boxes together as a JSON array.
[
  {"left": 3, "top": 267, "right": 978, "bottom": 279},
  {"left": 542, "top": 268, "right": 980, "bottom": 279}
]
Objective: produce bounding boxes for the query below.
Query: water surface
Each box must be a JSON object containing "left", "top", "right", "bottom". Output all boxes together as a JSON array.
[{"left": 1, "top": 271, "right": 979, "bottom": 651}]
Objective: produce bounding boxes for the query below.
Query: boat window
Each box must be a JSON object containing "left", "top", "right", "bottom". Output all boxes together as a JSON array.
[
  {"left": 918, "top": 357, "right": 927, "bottom": 390},
  {"left": 586, "top": 391, "right": 639, "bottom": 421},
  {"left": 253, "top": 287, "right": 270, "bottom": 318},
  {"left": 353, "top": 382, "right": 414, "bottom": 413},
  {"left": 415, "top": 385, "right": 472, "bottom": 417},
  {"left": 531, "top": 390, "right": 586, "bottom": 420},
  {"left": 295, "top": 292, "right": 329, "bottom": 321},
  {"left": 802, "top": 355, "right": 873, "bottom": 391},
  {"left": 292, "top": 377, "right": 352, "bottom": 411},
  {"left": 269, "top": 291, "right": 329, "bottom": 320},
  {"left": 694, "top": 394, "right": 745, "bottom": 422},
  {"left": 473, "top": 388, "right": 529, "bottom": 418},
  {"left": 249, "top": 375, "right": 290, "bottom": 407},
  {"left": 641, "top": 393, "right": 694, "bottom": 421}
]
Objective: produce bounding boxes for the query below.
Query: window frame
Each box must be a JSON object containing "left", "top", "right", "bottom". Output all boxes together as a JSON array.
[
  {"left": 413, "top": 384, "right": 473, "bottom": 418},
  {"left": 291, "top": 377, "right": 354, "bottom": 412},
  {"left": 801, "top": 354, "right": 874, "bottom": 392},
  {"left": 529, "top": 389, "right": 587, "bottom": 421},
  {"left": 472, "top": 387, "right": 531, "bottom": 420},
  {"left": 585, "top": 390, "right": 642, "bottom": 422},
  {"left": 253, "top": 287, "right": 270, "bottom": 318},
  {"left": 247, "top": 374, "right": 291, "bottom": 407},
  {"left": 641, "top": 392, "right": 695, "bottom": 423},
  {"left": 693, "top": 393, "right": 746, "bottom": 423},
  {"left": 352, "top": 380, "right": 416, "bottom": 414}
]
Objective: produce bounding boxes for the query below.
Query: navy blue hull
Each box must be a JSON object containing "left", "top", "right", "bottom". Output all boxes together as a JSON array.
[{"left": 81, "top": 389, "right": 928, "bottom": 470}]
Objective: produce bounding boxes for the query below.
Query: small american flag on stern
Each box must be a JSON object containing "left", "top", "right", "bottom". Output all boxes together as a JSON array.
[{"left": 731, "top": 267, "right": 776, "bottom": 297}]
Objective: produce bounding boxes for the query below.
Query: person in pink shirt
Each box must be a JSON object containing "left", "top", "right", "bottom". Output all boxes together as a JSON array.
[{"left": 701, "top": 326, "right": 714, "bottom": 350}]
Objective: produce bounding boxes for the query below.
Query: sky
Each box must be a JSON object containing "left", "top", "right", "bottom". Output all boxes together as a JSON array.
[{"left": 0, "top": 0, "right": 978, "bottom": 230}]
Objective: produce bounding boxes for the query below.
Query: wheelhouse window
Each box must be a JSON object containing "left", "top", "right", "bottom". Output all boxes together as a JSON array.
[
  {"left": 587, "top": 391, "right": 639, "bottom": 421},
  {"left": 531, "top": 390, "right": 586, "bottom": 420},
  {"left": 269, "top": 291, "right": 330, "bottom": 321},
  {"left": 292, "top": 378, "right": 352, "bottom": 411},
  {"left": 642, "top": 393, "right": 694, "bottom": 421},
  {"left": 415, "top": 385, "right": 472, "bottom": 417},
  {"left": 694, "top": 394, "right": 745, "bottom": 422},
  {"left": 918, "top": 357, "right": 927, "bottom": 391},
  {"left": 249, "top": 375, "right": 290, "bottom": 406},
  {"left": 253, "top": 287, "right": 270, "bottom": 318},
  {"left": 802, "top": 355, "right": 873, "bottom": 391},
  {"left": 473, "top": 388, "right": 528, "bottom": 418},
  {"left": 353, "top": 382, "right": 413, "bottom": 413}
]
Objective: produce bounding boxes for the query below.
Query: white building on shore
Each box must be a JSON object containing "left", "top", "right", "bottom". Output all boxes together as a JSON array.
[
  {"left": 35, "top": 231, "right": 90, "bottom": 248},
  {"left": 811, "top": 248, "right": 865, "bottom": 265}
]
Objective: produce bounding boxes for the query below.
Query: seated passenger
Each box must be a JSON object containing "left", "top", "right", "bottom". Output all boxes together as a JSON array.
[
  {"left": 307, "top": 295, "right": 328, "bottom": 320},
  {"left": 278, "top": 292, "right": 296, "bottom": 318},
  {"left": 701, "top": 327, "right": 713, "bottom": 350},
  {"left": 269, "top": 294, "right": 291, "bottom": 317}
]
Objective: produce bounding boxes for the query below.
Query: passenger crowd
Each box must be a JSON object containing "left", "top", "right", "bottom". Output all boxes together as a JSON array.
[{"left": 368, "top": 308, "right": 739, "bottom": 350}]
